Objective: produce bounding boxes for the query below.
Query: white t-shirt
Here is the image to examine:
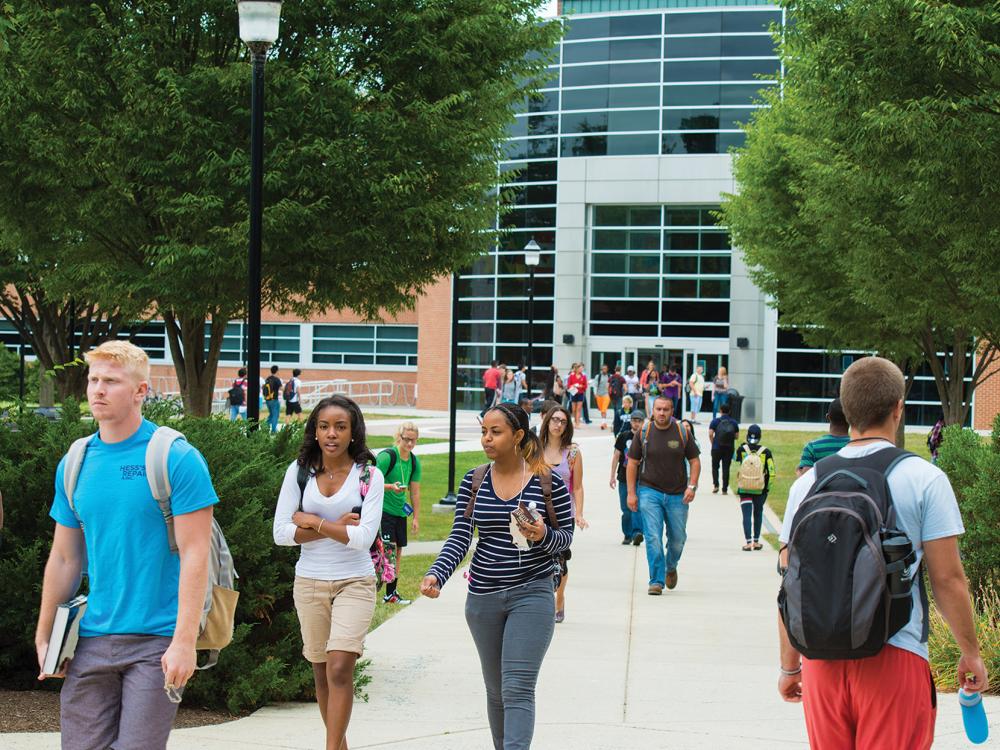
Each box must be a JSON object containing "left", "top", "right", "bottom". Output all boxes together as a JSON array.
[
  {"left": 688, "top": 373, "right": 705, "bottom": 396},
  {"left": 290, "top": 376, "right": 303, "bottom": 403},
  {"left": 273, "top": 461, "right": 384, "bottom": 580},
  {"left": 624, "top": 374, "right": 640, "bottom": 394},
  {"left": 780, "top": 441, "right": 964, "bottom": 660}
]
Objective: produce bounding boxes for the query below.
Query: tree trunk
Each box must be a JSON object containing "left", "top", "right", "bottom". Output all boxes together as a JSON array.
[
  {"left": 37, "top": 362, "right": 55, "bottom": 407},
  {"left": 163, "top": 309, "right": 229, "bottom": 417}
]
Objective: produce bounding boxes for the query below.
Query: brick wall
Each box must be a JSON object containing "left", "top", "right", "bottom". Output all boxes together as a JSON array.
[
  {"left": 974, "top": 351, "right": 1000, "bottom": 431},
  {"left": 415, "top": 275, "right": 453, "bottom": 410}
]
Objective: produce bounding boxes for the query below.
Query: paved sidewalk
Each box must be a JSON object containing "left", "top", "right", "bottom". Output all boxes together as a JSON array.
[{"left": 6, "top": 424, "right": 994, "bottom": 748}]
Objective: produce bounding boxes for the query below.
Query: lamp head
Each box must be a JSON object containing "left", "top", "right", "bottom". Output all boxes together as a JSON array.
[
  {"left": 524, "top": 238, "right": 541, "bottom": 267},
  {"left": 238, "top": 1, "right": 282, "bottom": 45}
]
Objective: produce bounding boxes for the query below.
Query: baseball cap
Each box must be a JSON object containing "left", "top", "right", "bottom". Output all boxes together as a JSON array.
[
  {"left": 747, "top": 424, "right": 762, "bottom": 445},
  {"left": 631, "top": 410, "right": 646, "bottom": 421},
  {"left": 627, "top": 365, "right": 635, "bottom": 372}
]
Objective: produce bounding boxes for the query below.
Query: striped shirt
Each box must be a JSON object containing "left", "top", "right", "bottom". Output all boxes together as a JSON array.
[
  {"left": 798, "top": 433, "right": 851, "bottom": 469},
  {"left": 427, "top": 467, "right": 574, "bottom": 595}
]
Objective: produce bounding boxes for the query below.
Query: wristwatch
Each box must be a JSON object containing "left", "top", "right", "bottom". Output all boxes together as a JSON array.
[{"left": 686, "top": 484, "right": 697, "bottom": 491}]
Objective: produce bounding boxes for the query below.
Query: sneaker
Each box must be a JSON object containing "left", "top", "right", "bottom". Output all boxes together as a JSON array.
[
  {"left": 665, "top": 570, "right": 678, "bottom": 590},
  {"left": 712, "top": 486, "right": 719, "bottom": 494},
  {"left": 722, "top": 489, "right": 728, "bottom": 495},
  {"left": 632, "top": 533, "right": 643, "bottom": 546},
  {"left": 383, "top": 592, "right": 411, "bottom": 605},
  {"left": 648, "top": 584, "right": 663, "bottom": 596},
  {"left": 622, "top": 537, "right": 632, "bottom": 545}
]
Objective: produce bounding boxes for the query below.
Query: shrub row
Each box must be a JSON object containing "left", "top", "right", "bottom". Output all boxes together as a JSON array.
[{"left": 0, "top": 405, "right": 367, "bottom": 714}]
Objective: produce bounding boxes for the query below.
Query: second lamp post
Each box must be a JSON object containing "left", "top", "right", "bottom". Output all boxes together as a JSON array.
[{"left": 524, "top": 239, "right": 541, "bottom": 399}]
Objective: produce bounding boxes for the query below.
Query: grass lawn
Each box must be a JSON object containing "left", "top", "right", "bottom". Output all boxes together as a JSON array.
[
  {"left": 364, "top": 412, "right": 434, "bottom": 421},
  {"left": 409, "top": 450, "right": 486, "bottom": 540},
  {"left": 757, "top": 430, "right": 931, "bottom": 521},
  {"left": 368, "top": 553, "right": 437, "bottom": 631}
]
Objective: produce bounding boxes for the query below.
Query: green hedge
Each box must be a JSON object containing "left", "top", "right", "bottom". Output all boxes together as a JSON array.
[
  {"left": 0, "top": 406, "right": 368, "bottom": 714},
  {"left": 937, "top": 415, "right": 1000, "bottom": 595}
]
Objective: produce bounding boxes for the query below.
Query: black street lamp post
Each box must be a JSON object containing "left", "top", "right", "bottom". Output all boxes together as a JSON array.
[
  {"left": 524, "top": 239, "right": 541, "bottom": 399},
  {"left": 238, "top": 0, "right": 282, "bottom": 425},
  {"left": 439, "top": 272, "right": 460, "bottom": 506}
]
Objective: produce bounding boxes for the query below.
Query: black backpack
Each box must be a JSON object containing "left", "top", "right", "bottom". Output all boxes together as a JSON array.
[
  {"left": 778, "top": 447, "right": 925, "bottom": 660},
  {"left": 378, "top": 448, "right": 419, "bottom": 480},
  {"left": 716, "top": 417, "right": 738, "bottom": 448},
  {"left": 227, "top": 384, "right": 245, "bottom": 407}
]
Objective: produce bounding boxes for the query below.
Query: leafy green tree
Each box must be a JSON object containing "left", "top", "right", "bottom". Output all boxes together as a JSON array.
[
  {"left": 0, "top": 1, "right": 559, "bottom": 414},
  {"left": 722, "top": 0, "right": 1000, "bottom": 426}
]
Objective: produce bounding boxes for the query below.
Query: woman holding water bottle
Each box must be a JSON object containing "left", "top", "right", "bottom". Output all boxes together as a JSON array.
[{"left": 421, "top": 402, "right": 574, "bottom": 750}]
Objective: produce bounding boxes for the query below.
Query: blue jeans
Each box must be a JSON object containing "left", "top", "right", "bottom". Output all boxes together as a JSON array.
[
  {"left": 465, "top": 579, "right": 555, "bottom": 750},
  {"left": 638, "top": 486, "right": 689, "bottom": 586},
  {"left": 229, "top": 405, "right": 242, "bottom": 421},
  {"left": 265, "top": 399, "right": 281, "bottom": 433},
  {"left": 618, "top": 481, "right": 643, "bottom": 540},
  {"left": 713, "top": 391, "right": 729, "bottom": 419}
]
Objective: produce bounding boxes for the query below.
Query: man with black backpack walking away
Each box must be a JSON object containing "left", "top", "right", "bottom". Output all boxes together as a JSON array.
[
  {"left": 777, "top": 357, "right": 988, "bottom": 749},
  {"left": 284, "top": 368, "right": 303, "bottom": 422},
  {"left": 708, "top": 402, "right": 739, "bottom": 494},
  {"left": 262, "top": 365, "right": 283, "bottom": 434},
  {"left": 734, "top": 425, "right": 773, "bottom": 551},
  {"left": 35, "top": 341, "right": 221, "bottom": 750}
]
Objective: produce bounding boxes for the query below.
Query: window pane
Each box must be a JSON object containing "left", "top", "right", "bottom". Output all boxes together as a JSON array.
[
  {"left": 662, "top": 131, "right": 719, "bottom": 154},
  {"left": 563, "top": 88, "right": 609, "bottom": 110},
  {"left": 592, "top": 277, "right": 626, "bottom": 297},
  {"left": 565, "top": 16, "right": 609, "bottom": 41},
  {"left": 610, "top": 14, "right": 661, "bottom": 37},
  {"left": 528, "top": 114, "right": 558, "bottom": 135},
  {"left": 514, "top": 90, "right": 559, "bottom": 114},
  {"left": 563, "top": 64, "right": 609, "bottom": 87},
  {"left": 609, "top": 38, "right": 661, "bottom": 61},
  {"left": 593, "top": 229, "right": 628, "bottom": 247},
  {"left": 592, "top": 299, "right": 659, "bottom": 321},
  {"left": 593, "top": 253, "right": 627, "bottom": 274},
  {"left": 609, "top": 62, "right": 659, "bottom": 84},
  {"left": 607, "top": 134, "right": 659, "bottom": 155},
  {"left": 376, "top": 339, "right": 418, "bottom": 355},
  {"left": 664, "top": 231, "right": 699, "bottom": 249},
  {"left": 377, "top": 326, "right": 418, "bottom": 341},
  {"left": 664, "top": 255, "right": 698, "bottom": 273},
  {"left": 723, "top": 11, "right": 781, "bottom": 33},
  {"left": 562, "top": 111, "right": 609, "bottom": 134},
  {"left": 628, "top": 278, "right": 659, "bottom": 297},
  {"left": 629, "top": 207, "right": 661, "bottom": 226},
  {"left": 721, "top": 59, "right": 779, "bottom": 81},
  {"left": 608, "top": 110, "right": 659, "bottom": 132},
  {"left": 609, "top": 85, "right": 659, "bottom": 107},
  {"left": 720, "top": 132, "right": 747, "bottom": 151},
  {"left": 700, "top": 231, "right": 731, "bottom": 250},
  {"left": 500, "top": 207, "right": 556, "bottom": 230},
  {"left": 700, "top": 255, "right": 731, "bottom": 274},
  {"left": 665, "top": 36, "right": 721, "bottom": 58},
  {"left": 456, "top": 276, "right": 495, "bottom": 298},
  {"left": 666, "top": 208, "right": 701, "bottom": 226},
  {"left": 664, "top": 60, "right": 721, "bottom": 83},
  {"left": 561, "top": 135, "right": 607, "bottom": 157},
  {"left": 665, "top": 12, "right": 721, "bottom": 35},
  {"left": 500, "top": 160, "right": 558, "bottom": 183},
  {"left": 720, "top": 83, "right": 774, "bottom": 105},
  {"left": 664, "top": 278, "right": 698, "bottom": 297},
  {"left": 315, "top": 325, "right": 373, "bottom": 340},
  {"left": 721, "top": 35, "right": 776, "bottom": 57},
  {"left": 699, "top": 279, "right": 731, "bottom": 298},
  {"left": 663, "top": 108, "right": 720, "bottom": 130},
  {"left": 629, "top": 254, "right": 660, "bottom": 274},
  {"left": 664, "top": 84, "right": 721, "bottom": 106},
  {"left": 563, "top": 40, "right": 610, "bottom": 65},
  {"left": 663, "top": 300, "right": 730, "bottom": 322}
]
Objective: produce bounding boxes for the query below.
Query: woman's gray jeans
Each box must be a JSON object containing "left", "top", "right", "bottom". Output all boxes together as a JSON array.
[{"left": 465, "top": 577, "right": 555, "bottom": 750}]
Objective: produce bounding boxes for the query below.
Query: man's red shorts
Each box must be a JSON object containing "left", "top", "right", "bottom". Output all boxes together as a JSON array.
[{"left": 801, "top": 644, "right": 937, "bottom": 749}]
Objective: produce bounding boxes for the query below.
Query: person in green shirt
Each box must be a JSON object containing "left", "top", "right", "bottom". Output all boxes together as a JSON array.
[
  {"left": 796, "top": 398, "right": 851, "bottom": 477},
  {"left": 376, "top": 422, "right": 422, "bottom": 605}
]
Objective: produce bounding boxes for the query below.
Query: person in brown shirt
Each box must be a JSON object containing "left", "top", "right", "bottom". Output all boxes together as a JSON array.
[{"left": 626, "top": 396, "right": 701, "bottom": 595}]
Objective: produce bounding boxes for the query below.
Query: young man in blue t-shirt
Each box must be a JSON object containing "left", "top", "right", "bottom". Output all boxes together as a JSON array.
[{"left": 35, "top": 341, "right": 218, "bottom": 750}]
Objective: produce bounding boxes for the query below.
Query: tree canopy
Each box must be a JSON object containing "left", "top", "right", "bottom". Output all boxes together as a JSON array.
[
  {"left": 722, "top": 0, "right": 1000, "bottom": 425},
  {"left": 0, "top": 1, "right": 559, "bottom": 413}
]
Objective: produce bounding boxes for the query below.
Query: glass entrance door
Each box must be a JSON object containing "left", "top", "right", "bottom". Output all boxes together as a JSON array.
[{"left": 685, "top": 351, "right": 728, "bottom": 419}]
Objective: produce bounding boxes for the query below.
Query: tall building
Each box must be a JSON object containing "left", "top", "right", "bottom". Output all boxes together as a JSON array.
[{"left": 6, "top": 0, "right": 997, "bottom": 428}]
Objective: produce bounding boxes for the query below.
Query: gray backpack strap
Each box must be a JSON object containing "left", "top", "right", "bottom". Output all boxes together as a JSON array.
[
  {"left": 146, "top": 426, "right": 185, "bottom": 554},
  {"left": 64, "top": 436, "right": 95, "bottom": 529}
]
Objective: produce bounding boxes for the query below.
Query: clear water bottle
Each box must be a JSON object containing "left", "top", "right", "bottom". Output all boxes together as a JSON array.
[{"left": 959, "top": 688, "right": 989, "bottom": 744}]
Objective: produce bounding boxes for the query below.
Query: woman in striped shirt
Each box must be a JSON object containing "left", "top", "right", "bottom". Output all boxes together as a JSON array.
[{"left": 421, "top": 402, "right": 574, "bottom": 750}]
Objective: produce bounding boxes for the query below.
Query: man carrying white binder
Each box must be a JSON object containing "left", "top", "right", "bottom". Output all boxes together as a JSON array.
[{"left": 35, "top": 340, "right": 218, "bottom": 750}]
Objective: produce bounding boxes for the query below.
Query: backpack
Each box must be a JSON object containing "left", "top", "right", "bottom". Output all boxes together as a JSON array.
[
  {"left": 639, "top": 418, "right": 689, "bottom": 476},
  {"left": 283, "top": 379, "right": 297, "bottom": 402},
  {"left": 296, "top": 463, "right": 396, "bottom": 589},
  {"left": 228, "top": 384, "right": 245, "bottom": 407},
  {"left": 463, "top": 464, "right": 559, "bottom": 528},
  {"left": 64, "top": 427, "right": 238, "bottom": 670},
  {"left": 716, "top": 417, "right": 738, "bottom": 448},
  {"left": 778, "top": 448, "right": 923, "bottom": 660},
  {"left": 378, "top": 448, "right": 419, "bottom": 482},
  {"left": 609, "top": 374, "right": 625, "bottom": 399},
  {"left": 737, "top": 445, "right": 766, "bottom": 491},
  {"left": 262, "top": 376, "right": 280, "bottom": 402}
]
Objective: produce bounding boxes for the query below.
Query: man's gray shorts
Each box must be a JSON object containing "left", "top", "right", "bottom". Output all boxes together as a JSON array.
[{"left": 60, "top": 634, "right": 179, "bottom": 750}]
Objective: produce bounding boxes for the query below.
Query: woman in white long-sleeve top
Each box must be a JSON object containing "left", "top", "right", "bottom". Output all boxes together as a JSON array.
[
  {"left": 273, "top": 395, "right": 383, "bottom": 750},
  {"left": 421, "top": 402, "right": 574, "bottom": 750}
]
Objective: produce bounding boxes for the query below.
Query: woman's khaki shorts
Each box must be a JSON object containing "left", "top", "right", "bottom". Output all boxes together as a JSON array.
[{"left": 293, "top": 575, "right": 377, "bottom": 661}]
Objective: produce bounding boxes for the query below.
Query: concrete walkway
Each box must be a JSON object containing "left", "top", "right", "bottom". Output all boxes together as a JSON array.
[{"left": 6, "top": 422, "right": 994, "bottom": 748}]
